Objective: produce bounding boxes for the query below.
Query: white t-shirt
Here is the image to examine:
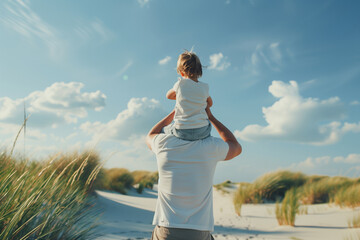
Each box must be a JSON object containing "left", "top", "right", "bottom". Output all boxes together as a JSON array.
[
  {"left": 151, "top": 134, "right": 229, "bottom": 231},
  {"left": 173, "top": 78, "right": 209, "bottom": 129}
]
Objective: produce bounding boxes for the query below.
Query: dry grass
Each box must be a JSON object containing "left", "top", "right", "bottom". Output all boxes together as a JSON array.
[
  {"left": 233, "top": 171, "right": 359, "bottom": 210},
  {"left": 251, "top": 171, "right": 306, "bottom": 202},
  {"left": 334, "top": 184, "right": 360, "bottom": 208},
  {"left": 300, "top": 176, "right": 354, "bottom": 204},
  {"left": 348, "top": 212, "right": 360, "bottom": 228},
  {"left": 275, "top": 188, "right": 299, "bottom": 226},
  {"left": 0, "top": 151, "right": 102, "bottom": 240},
  {"left": 97, "top": 168, "right": 158, "bottom": 194},
  {"left": 233, "top": 183, "right": 252, "bottom": 216}
]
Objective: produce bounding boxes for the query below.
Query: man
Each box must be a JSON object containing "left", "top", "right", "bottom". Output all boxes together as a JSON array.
[{"left": 146, "top": 107, "right": 242, "bottom": 240}]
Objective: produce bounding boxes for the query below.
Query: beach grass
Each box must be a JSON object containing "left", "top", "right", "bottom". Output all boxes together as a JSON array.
[
  {"left": 348, "top": 212, "right": 360, "bottom": 228},
  {"left": 300, "top": 176, "right": 354, "bottom": 204},
  {"left": 233, "top": 170, "right": 359, "bottom": 206},
  {"left": 252, "top": 171, "right": 306, "bottom": 202},
  {"left": 233, "top": 170, "right": 360, "bottom": 226},
  {"left": 334, "top": 184, "right": 360, "bottom": 208},
  {"left": 233, "top": 183, "right": 252, "bottom": 216},
  {"left": 96, "top": 168, "right": 158, "bottom": 194},
  {"left": 0, "top": 151, "right": 102, "bottom": 240},
  {"left": 275, "top": 188, "right": 299, "bottom": 226}
]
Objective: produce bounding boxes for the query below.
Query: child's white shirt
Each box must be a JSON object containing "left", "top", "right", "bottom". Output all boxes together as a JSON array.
[{"left": 173, "top": 78, "right": 209, "bottom": 129}]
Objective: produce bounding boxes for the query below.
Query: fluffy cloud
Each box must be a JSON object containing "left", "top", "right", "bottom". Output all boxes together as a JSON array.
[
  {"left": 334, "top": 154, "right": 360, "bottom": 164},
  {"left": 81, "top": 97, "right": 166, "bottom": 142},
  {"left": 0, "top": 0, "right": 63, "bottom": 59},
  {"left": 158, "top": 56, "right": 171, "bottom": 65},
  {"left": 0, "top": 82, "right": 106, "bottom": 128},
  {"left": 342, "top": 122, "right": 360, "bottom": 133},
  {"left": 290, "top": 154, "right": 360, "bottom": 177},
  {"left": 235, "top": 80, "right": 359, "bottom": 145},
  {"left": 208, "top": 53, "right": 230, "bottom": 71},
  {"left": 296, "top": 156, "right": 331, "bottom": 169},
  {"left": 103, "top": 135, "right": 157, "bottom": 171}
]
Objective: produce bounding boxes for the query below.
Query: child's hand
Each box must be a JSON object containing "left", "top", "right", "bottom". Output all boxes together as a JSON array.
[{"left": 166, "top": 89, "right": 176, "bottom": 100}]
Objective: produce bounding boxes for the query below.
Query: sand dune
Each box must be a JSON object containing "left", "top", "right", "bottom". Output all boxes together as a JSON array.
[{"left": 94, "top": 186, "right": 359, "bottom": 240}]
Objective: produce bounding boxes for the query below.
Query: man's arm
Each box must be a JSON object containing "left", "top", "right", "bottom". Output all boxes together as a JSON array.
[
  {"left": 146, "top": 110, "right": 175, "bottom": 150},
  {"left": 206, "top": 107, "right": 242, "bottom": 160},
  {"left": 166, "top": 89, "right": 176, "bottom": 100},
  {"left": 207, "top": 96, "right": 213, "bottom": 108}
]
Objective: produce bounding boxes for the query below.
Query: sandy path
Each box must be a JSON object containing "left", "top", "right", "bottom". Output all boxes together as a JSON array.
[{"left": 94, "top": 186, "right": 360, "bottom": 240}]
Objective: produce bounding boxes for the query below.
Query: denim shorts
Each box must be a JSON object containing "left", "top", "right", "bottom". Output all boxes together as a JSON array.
[{"left": 162, "top": 121, "right": 211, "bottom": 141}]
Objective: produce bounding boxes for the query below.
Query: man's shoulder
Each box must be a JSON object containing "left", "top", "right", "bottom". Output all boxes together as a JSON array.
[
  {"left": 154, "top": 134, "right": 225, "bottom": 149},
  {"left": 153, "top": 134, "right": 229, "bottom": 161}
]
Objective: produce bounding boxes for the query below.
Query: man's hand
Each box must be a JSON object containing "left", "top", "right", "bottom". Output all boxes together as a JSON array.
[
  {"left": 207, "top": 96, "right": 213, "bottom": 108},
  {"left": 206, "top": 108, "right": 242, "bottom": 161},
  {"left": 205, "top": 105, "right": 213, "bottom": 120}
]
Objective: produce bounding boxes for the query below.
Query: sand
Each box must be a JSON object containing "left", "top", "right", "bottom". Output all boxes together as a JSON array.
[{"left": 94, "top": 186, "right": 360, "bottom": 240}]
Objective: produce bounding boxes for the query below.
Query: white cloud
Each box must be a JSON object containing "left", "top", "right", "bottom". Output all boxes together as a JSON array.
[
  {"left": 74, "top": 18, "right": 113, "bottom": 42},
  {"left": 81, "top": 97, "right": 166, "bottom": 142},
  {"left": 137, "top": 0, "right": 150, "bottom": 7},
  {"left": 342, "top": 122, "right": 360, "bottom": 133},
  {"left": 245, "top": 42, "right": 285, "bottom": 75},
  {"left": 288, "top": 154, "right": 360, "bottom": 178},
  {"left": 235, "top": 80, "right": 359, "bottom": 145},
  {"left": 295, "top": 156, "right": 331, "bottom": 169},
  {"left": 289, "top": 154, "right": 360, "bottom": 176},
  {"left": 159, "top": 56, "right": 171, "bottom": 65},
  {"left": 0, "top": 0, "right": 64, "bottom": 59},
  {"left": 104, "top": 135, "right": 156, "bottom": 171},
  {"left": 208, "top": 53, "right": 230, "bottom": 71},
  {"left": 0, "top": 82, "right": 106, "bottom": 128},
  {"left": 0, "top": 122, "right": 46, "bottom": 142},
  {"left": 334, "top": 154, "right": 360, "bottom": 164},
  {"left": 351, "top": 100, "right": 360, "bottom": 105},
  {"left": 80, "top": 97, "right": 168, "bottom": 172}
]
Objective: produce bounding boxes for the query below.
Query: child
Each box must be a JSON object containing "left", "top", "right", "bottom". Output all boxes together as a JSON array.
[{"left": 163, "top": 50, "right": 213, "bottom": 141}]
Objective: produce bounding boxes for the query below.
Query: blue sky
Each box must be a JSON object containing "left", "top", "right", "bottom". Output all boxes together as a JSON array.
[{"left": 1, "top": 0, "right": 359, "bottom": 183}]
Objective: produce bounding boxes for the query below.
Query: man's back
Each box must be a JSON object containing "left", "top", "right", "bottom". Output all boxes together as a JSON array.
[
  {"left": 146, "top": 108, "right": 242, "bottom": 239},
  {"left": 151, "top": 134, "right": 229, "bottom": 231}
]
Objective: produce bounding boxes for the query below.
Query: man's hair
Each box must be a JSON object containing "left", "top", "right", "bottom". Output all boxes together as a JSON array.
[{"left": 177, "top": 50, "right": 203, "bottom": 80}]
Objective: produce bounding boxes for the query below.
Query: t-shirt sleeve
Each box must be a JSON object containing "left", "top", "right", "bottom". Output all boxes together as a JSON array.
[
  {"left": 204, "top": 83, "right": 210, "bottom": 98},
  {"left": 151, "top": 134, "right": 161, "bottom": 154},
  {"left": 173, "top": 80, "right": 180, "bottom": 92},
  {"left": 210, "top": 137, "right": 229, "bottom": 162}
]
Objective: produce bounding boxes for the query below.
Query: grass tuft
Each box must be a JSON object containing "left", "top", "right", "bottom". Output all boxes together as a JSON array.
[
  {"left": 348, "top": 212, "right": 360, "bottom": 228},
  {"left": 0, "top": 151, "right": 102, "bottom": 240},
  {"left": 275, "top": 188, "right": 299, "bottom": 226}
]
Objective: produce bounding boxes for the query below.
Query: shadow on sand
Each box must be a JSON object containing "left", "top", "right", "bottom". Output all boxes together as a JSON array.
[
  {"left": 214, "top": 225, "right": 292, "bottom": 237},
  {"left": 94, "top": 191, "right": 155, "bottom": 239}
]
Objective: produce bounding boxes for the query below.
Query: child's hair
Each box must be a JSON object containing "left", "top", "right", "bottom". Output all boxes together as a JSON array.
[{"left": 177, "top": 50, "right": 203, "bottom": 80}]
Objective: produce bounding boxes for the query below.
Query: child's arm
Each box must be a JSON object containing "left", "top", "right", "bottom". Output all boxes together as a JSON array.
[
  {"left": 207, "top": 96, "right": 213, "bottom": 108},
  {"left": 166, "top": 89, "right": 176, "bottom": 100}
]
